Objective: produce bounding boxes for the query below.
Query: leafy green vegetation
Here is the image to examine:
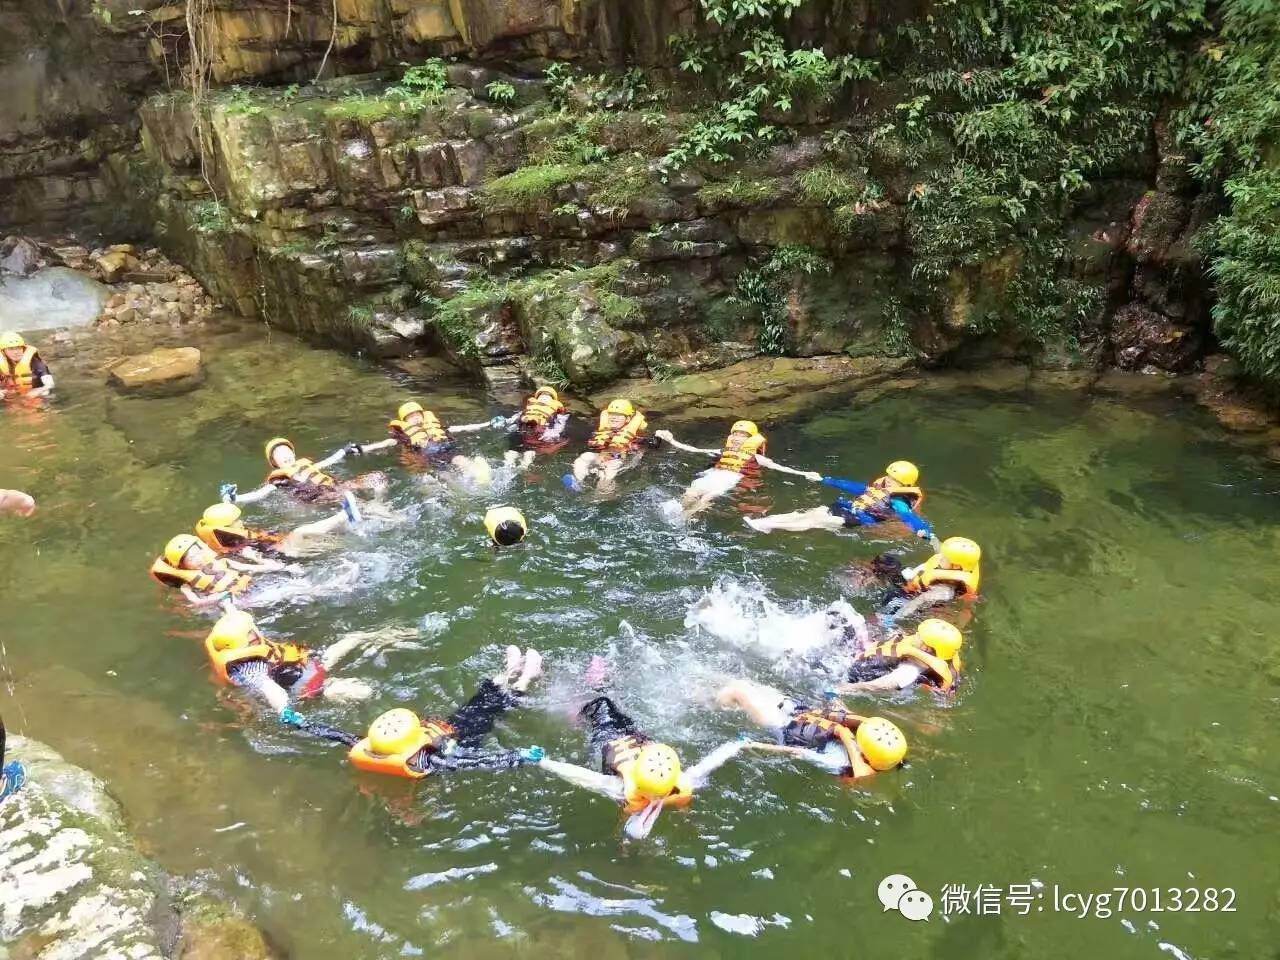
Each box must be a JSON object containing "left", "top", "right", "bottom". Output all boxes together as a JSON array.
[
  {"left": 1181, "top": 0, "right": 1280, "bottom": 382},
  {"left": 189, "top": 199, "right": 232, "bottom": 234},
  {"left": 477, "top": 164, "right": 586, "bottom": 214},
  {"left": 485, "top": 80, "right": 517, "bottom": 106},
  {"left": 323, "top": 60, "right": 449, "bottom": 122},
  {"left": 697, "top": 176, "right": 784, "bottom": 207},
  {"left": 731, "top": 245, "right": 830, "bottom": 354}
]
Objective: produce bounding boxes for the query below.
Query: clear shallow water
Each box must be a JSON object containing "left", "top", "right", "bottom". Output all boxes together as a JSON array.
[{"left": 2, "top": 322, "right": 1278, "bottom": 959}]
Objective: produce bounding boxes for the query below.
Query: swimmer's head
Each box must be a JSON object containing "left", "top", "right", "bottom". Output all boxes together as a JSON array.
[
  {"left": 533, "top": 385, "right": 559, "bottom": 403},
  {"left": 884, "top": 460, "right": 919, "bottom": 487},
  {"left": 397, "top": 401, "right": 426, "bottom": 426},
  {"left": 264, "top": 437, "right": 295, "bottom": 468},
  {"left": 916, "top": 619, "right": 962, "bottom": 659},
  {"left": 605, "top": 398, "right": 635, "bottom": 429},
  {"left": 0, "top": 331, "right": 25, "bottom": 363},
  {"left": 207, "top": 609, "right": 260, "bottom": 651},
  {"left": 632, "top": 743, "right": 682, "bottom": 802},
  {"left": 726, "top": 420, "right": 759, "bottom": 448},
  {"left": 485, "top": 506, "right": 527, "bottom": 547},
  {"left": 164, "top": 534, "right": 210, "bottom": 569},
  {"left": 857, "top": 717, "right": 908, "bottom": 771},
  {"left": 940, "top": 536, "right": 981, "bottom": 571}
]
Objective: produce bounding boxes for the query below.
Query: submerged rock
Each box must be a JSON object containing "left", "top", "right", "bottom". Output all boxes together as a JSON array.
[
  {"left": 107, "top": 346, "right": 204, "bottom": 396},
  {"left": 0, "top": 736, "right": 169, "bottom": 959},
  {"left": 0, "top": 267, "right": 109, "bottom": 331}
]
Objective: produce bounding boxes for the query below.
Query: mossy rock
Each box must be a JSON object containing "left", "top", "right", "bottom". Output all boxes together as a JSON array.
[{"left": 175, "top": 899, "right": 274, "bottom": 960}]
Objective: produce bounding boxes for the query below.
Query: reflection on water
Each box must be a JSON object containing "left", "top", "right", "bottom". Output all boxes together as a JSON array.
[{"left": 1, "top": 320, "right": 1277, "bottom": 959}]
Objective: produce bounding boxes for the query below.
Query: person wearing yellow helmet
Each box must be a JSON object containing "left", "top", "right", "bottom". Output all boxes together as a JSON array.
[
  {"left": 715, "top": 679, "right": 908, "bottom": 780},
  {"left": 347, "top": 400, "right": 501, "bottom": 462},
  {"left": 745, "top": 460, "right": 935, "bottom": 543},
  {"left": 222, "top": 438, "right": 386, "bottom": 508},
  {"left": 148, "top": 534, "right": 282, "bottom": 607},
  {"left": 512, "top": 384, "right": 569, "bottom": 446},
  {"left": 484, "top": 506, "right": 528, "bottom": 547},
  {"left": 337, "top": 647, "right": 546, "bottom": 778},
  {"left": 533, "top": 694, "right": 748, "bottom": 839},
  {"left": 840, "top": 618, "right": 965, "bottom": 694},
  {"left": 194, "top": 499, "right": 355, "bottom": 561},
  {"left": 654, "top": 420, "right": 822, "bottom": 521},
  {"left": 0, "top": 331, "right": 54, "bottom": 399},
  {"left": 567, "top": 398, "right": 658, "bottom": 492},
  {"left": 881, "top": 536, "right": 983, "bottom": 619}
]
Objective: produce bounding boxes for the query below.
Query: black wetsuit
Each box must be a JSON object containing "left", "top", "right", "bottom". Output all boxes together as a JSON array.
[{"left": 407, "top": 680, "right": 527, "bottom": 774}]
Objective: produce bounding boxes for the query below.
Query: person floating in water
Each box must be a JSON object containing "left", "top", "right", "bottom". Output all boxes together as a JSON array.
[
  {"left": 223, "top": 438, "right": 387, "bottom": 507},
  {"left": 746, "top": 460, "right": 934, "bottom": 541},
  {"left": 654, "top": 420, "right": 821, "bottom": 520},
  {"left": 0, "top": 490, "right": 35, "bottom": 517},
  {"left": 345, "top": 401, "right": 504, "bottom": 483},
  {"left": 534, "top": 695, "right": 747, "bottom": 838},
  {"left": 839, "top": 618, "right": 964, "bottom": 695},
  {"left": 881, "top": 536, "right": 982, "bottom": 619},
  {"left": 715, "top": 679, "right": 908, "bottom": 779},
  {"left": 203, "top": 607, "right": 404, "bottom": 714},
  {"left": 566, "top": 398, "right": 658, "bottom": 493},
  {"left": 326, "top": 647, "right": 545, "bottom": 779},
  {"left": 501, "top": 384, "right": 569, "bottom": 453},
  {"left": 0, "top": 332, "right": 54, "bottom": 399},
  {"left": 195, "top": 499, "right": 358, "bottom": 561},
  {"left": 484, "top": 506, "right": 528, "bottom": 547},
  {"left": 149, "top": 535, "right": 286, "bottom": 607}
]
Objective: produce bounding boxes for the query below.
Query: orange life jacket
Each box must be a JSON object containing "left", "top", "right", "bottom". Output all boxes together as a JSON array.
[
  {"left": 903, "top": 555, "right": 980, "bottom": 597},
  {"left": 851, "top": 477, "right": 926, "bottom": 518},
  {"left": 785, "top": 709, "right": 878, "bottom": 779},
  {"left": 267, "top": 458, "right": 336, "bottom": 491},
  {"left": 520, "top": 394, "right": 566, "bottom": 430},
  {"left": 205, "top": 634, "right": 310, "bottom": 685},
  {"left": 715, "top": 433, "right": 767, "bottom": 474},
  {"left": 602, "top": 735, "right": 695, "bottom": 813},
  {"left": 149, "top": 557, "right": 250, "bottom": 597},
  {"left": 860, "top": 637, "right": 960, "bottom": 691},
  {"left": 0, "top": 347, "right": 39, "bottom": 394},
  {"left": 348, "top": 718, "right": 457, "bottom": 780},
  {"left": 388, "top": 413, "right": 450, "bottom": 450},
  {"left": 588, "top": 411, "right": 647, "bottom": 454}
]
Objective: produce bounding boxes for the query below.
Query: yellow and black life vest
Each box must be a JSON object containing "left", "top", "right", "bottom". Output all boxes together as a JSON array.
[
  {"left": 860, "top": 637, "right": 961, "bottom": 691},
  {"left": 851, "top": 477, "right": 925, "bottom": 518},
  {"left": 588, "top": 411, "right": 647, "bottom": 454},
  {"left": 0, "top": 347, "right": 39, "bottom": 394},
  {"left": 520, "top": 394, "right": 566, "bottom": 430},
  {"left": 348, "top": 717, "right": 457, "bottom": 780},
  {"left": 267, "top": 458, "right": 336, "bottom": 490},
  {"left": 195, "top": 518, "right": 282, "bottom": 554},
  {"left": 903, "top": 555, "right": 980, "bottom": 597},
  {"left": 715, "top": 433, "right": 767, "bottom": 474},
  {"left": 205, "top": 634, "right": 310, "bottom": 685},
  {"left": 149, "top": 557, "right": 250, "bottom": 597},
  {"left": 601, "top": 735, "right": 694, "bottom": 813},
  {"left": 785, "top": 709, "right": 877, "bottom": 779},
  {"left": 388, "top": 413, "right": 450, "bottom": 450}
]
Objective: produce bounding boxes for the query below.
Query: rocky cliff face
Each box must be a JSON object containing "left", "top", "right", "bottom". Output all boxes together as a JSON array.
[{"left": 0, "top": 0, "right": 1214, "bottom": 390}]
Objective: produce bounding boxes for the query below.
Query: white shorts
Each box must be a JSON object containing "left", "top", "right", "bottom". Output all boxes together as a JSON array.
[{"left": 688, "top": 468, "right": 743, "bottom": 498}]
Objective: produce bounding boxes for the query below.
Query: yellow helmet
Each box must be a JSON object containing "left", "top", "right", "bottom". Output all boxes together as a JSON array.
[
  {"left": 201, "top": 502, "right": 244, "bottom": 529},
  {"left": 207, "top": 609, "right": 258, "bottom": 652},
  {"left": 367, "top": 708, "right": 424, "bottom": 756},
  {"left": 856, "top": 717, "right": 908, "bottom": 771},
  {"left": 163, "top": 534, "right": 201, "bottom": 567},
  {"left": 941, "top": 536, "right": 981, "bottom": 571},
  {"left": 632, "top": 743, "right": 682, "bottom": 801},
  {"left": 397, "top": 401, "right": 425, "bottom": 421},
  {"left": 0, "top": 332, "right": 26, "bottom": 350},
  {"left": 484, "top": 506, "right": 527, "bottom": 546},
  {"left": 885, "top": 460, "right": 919, "bottom": 486},
  {"left": 606, "top": 398, "right": 636, "bottom": 418},
  {"left": 917, "top": 619, "right": 963, "bottom": 660},
  {"left": 534, "top": 385, "right": 560, "bottom": 403},
  {"left": 264, "top": 437, "right": 294, "bottom": 462},
  {"left": 730, "top": 420, "right": 759, "bottom": 437}
]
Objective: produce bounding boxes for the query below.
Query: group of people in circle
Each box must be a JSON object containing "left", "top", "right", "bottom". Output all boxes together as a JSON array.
[{"left": 147, "top": 384, "right": 984, "bottom": 838}]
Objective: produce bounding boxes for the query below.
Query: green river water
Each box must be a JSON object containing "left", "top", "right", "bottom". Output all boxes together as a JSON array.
[{"left": 1, "top": 321, "right": 1277, "bottom": 959}]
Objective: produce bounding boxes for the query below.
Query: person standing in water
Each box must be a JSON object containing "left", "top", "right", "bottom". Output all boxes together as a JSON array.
[
  {"left": 746, "top": 460, "right": 934, "bottom": 540},
  {"left": 567, "top": 399, "right": 658, "bottom": 492},
  {"left": 327, "top": 647, "right": 546, "bottom": 779},
  {"left": 194, "top": 499, "right": 358, "bottom": 561},
  {"left": 225, "top": 438, "right": 386, "bottom": 506},
  {"left": 714, "top": 679, "right": 908, "bottom": 780},
  {"left": 654, "top": 420, "right": 821, "bottom": 520},
  {"left": 534, "top": 695, "right": 747, "bottom": 838},
  {"left": 0, "top": 332, "right": 54, "bottom": 399}
]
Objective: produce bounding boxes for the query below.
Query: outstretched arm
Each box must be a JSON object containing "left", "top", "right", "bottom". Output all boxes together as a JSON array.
[
  {"left": 652, "top": 430, "right": 719, "bottom": 456},
  {"left": 889, "top": 499, "right": 938, "bottom": 544},
  {"left": 449, "top": 418, "right": 506, "bottom": 435},
  {"left": 892, "top": 585, "right": 956, "bottom": 619},
  {"left": 838, "top": 663, "right": 923, "bottom": 694},
  {"left": 351, "top": 438, "right": 397, "bottom": 455},
  {"left": 182, "top": 586, "right": 228, "bottom": 608},
  {"left": 685, "top": 740, "right": 749, "bottom": 788},
  {"left": 822, "top": 476, "right": 869, "bottom": 496},
  {"left": 314, "top": 448, "right": 348, "bottom": 469},
  {"left": 536, "top": 758, "right": 626, "bottom": 802},
  {"left": 754, "top": 454, "right": 821, "bottom": 481},
  {"left": 229, "top": 483, "right": 276, "bottom": 505}
]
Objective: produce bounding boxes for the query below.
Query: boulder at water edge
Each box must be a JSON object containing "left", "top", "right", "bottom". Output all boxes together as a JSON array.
[{"left": 107, "top": 347, "right": 203, "bottom": 397}]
